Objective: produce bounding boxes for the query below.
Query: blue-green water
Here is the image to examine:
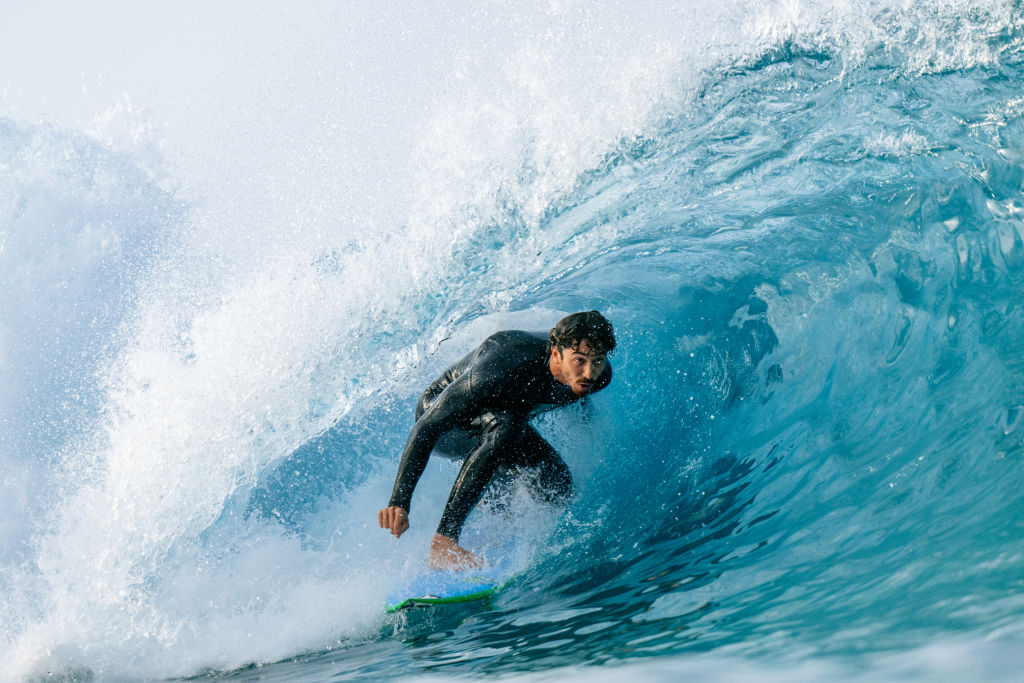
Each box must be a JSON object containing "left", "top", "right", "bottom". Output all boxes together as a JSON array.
[{"left": 2, "top": 2, "right": 1024, "bottom": 681}]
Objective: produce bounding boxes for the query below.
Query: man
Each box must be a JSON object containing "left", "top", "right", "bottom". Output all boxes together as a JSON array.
[{"left": 378, "top": 311, "right": 616, "bottom": 570}]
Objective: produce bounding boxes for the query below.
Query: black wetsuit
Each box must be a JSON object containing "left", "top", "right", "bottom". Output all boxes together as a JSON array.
[{"left": 387, "top": 330, "right": 612, "bottom": 541}]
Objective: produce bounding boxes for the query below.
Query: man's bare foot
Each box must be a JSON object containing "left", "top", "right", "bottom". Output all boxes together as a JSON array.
[{"left": 426, "top": 533, "right": 484, "bottom": 571}]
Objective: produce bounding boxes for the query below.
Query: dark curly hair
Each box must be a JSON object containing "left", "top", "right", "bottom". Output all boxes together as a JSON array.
[{"left": 548, "top": 310, "right": 616, "bottom": 355}]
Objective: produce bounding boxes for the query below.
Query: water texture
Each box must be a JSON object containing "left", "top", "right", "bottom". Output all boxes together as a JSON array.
[{"left": 2, "top": 1, "right": 1024, "bottom": 681}]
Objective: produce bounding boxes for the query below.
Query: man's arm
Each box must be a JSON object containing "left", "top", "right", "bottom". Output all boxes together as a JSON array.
[{"left": 384, "top": 369, "right": 482, "bottom": 519}]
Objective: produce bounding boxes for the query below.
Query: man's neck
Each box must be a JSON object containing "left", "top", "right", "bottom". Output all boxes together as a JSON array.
[{"left": 548, "top": 349, "right": 567, "bottom": 386}]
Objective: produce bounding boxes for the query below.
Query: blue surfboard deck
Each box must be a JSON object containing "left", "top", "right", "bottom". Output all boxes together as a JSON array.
[{"left": 385, "top": 546, "right": 518, "bottom": 613}]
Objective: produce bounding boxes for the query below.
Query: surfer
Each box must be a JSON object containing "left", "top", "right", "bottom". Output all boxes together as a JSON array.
[{"left": 377, "top": 310, "right": 616, "bottom": 570}]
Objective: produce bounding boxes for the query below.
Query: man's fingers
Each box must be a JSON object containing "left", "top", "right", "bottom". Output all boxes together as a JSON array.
[
  {"left": 394, "top": 516, "right": 409, "bottom": 537},
  {"left": 391, "top": 510, "right": 409, "bottom": 537},
  {"left": 378, "top": 507, "right": 409, "bottom": 535}
]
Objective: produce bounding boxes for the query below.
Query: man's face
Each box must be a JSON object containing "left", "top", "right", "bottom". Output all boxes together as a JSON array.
[{"left": 550, "top": 340, "right": 608, "bottom": 396}]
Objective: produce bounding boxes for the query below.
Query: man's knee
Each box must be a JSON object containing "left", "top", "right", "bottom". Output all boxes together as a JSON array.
[{"left": 526, "top": 459, "right": 572, "bottom": 505}]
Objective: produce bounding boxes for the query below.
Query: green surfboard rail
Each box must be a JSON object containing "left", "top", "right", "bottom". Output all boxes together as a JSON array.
[
  {"left": 385, "top": 574, "right": 513, "bottom": 613},
  {"left": 386, "top": 585, "right": 500, "bottom": 612}
]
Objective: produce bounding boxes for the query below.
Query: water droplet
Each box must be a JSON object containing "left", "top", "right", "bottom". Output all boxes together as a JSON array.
[{"left": 1002, "top": 405, "right": 1023, "bottom": 436}]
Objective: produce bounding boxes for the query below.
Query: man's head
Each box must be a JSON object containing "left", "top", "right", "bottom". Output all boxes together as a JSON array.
[{"left": 548, "top": 311, "right": 616, "bottom": 396}]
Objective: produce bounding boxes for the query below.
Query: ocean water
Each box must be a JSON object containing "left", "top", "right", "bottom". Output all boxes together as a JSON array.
[{"left": 2, "top": 1, "right": 1024, "bottom": 681}]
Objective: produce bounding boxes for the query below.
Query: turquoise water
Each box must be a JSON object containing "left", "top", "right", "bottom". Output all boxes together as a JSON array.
[{"left": 2, "top": 2, "right": 1024, "bottom": 681}]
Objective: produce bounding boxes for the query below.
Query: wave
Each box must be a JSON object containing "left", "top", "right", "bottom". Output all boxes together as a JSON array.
[{"left": 2, "top": 1, "right": 1024, "bottom": 680}]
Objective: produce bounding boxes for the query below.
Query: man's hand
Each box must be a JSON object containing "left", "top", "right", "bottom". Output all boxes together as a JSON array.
[{"left": 378, "top": 506, "right": 410, "bottom": 538}]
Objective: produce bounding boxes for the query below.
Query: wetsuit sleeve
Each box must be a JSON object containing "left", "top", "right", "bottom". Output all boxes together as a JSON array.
[{"left": 387, "top": 370, "right": 485, "bottom": 511}]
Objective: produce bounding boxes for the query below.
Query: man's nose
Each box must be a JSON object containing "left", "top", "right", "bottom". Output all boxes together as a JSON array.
[{"left": 581, "top": 364, "right": 594, "bottom": 379}]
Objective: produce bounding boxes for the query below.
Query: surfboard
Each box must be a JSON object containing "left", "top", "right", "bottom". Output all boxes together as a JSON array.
[
  {"left": 385, "top": 569, "right": 508, "bottom": 612},
  {"left": 385, "top": 540, "right": 519, "bottom": 613}
]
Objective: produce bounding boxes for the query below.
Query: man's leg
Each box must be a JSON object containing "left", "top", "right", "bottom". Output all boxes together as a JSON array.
[
  {"left": 435, "top": 412, "right": 523, "bottom": 541},
  {"left": 503, "top": 426, "right": 574, "bottom": 505}
]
